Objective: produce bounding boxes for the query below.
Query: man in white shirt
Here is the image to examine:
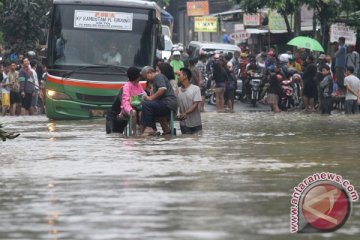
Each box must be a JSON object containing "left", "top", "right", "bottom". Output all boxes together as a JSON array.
[
  {"left": 30, "top": 60, "right": 40, "bottom": 114},
  {"left": 344, "top": 66, "right": 360, "bottom": 114},
  {"left": 1, "top": 62, "right": 11, "bottom": 116},
  {"left": 346, "top": 45, "right": 360, "bottom": 77},
  {"left": 176, "top": 67, "right": 202, "bottom": 134},
  {"left": 101, "top": 42, "right": 121, "bottom": 65}
]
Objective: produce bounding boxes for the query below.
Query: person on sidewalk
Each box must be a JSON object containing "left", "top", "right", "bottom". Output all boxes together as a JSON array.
[
  {"left": 319, "top": 65, "right": 333, "bottom": 114},
  {"left": 346, "top": 45, "right": 360, "bottom": 78},
  {"left": 1, "top": 61, "right": 11, "bottom": 116},
  {"left": 140, "top": 66, "right": 178, "bottom": 136},
  {"left": 176, "top": 68, "right": 202, "bottom": 134},
  {"left": 344, "top": 66, "right": 360, "bottom": 114},
  {"left": 334, "top": 37, "right": 347, "bottom": 90},
  {"left": 19, "top": 58, "right": 36, "bottom": 115},
  {"left": 8, "top": 61, "right": 20, "bottom": 116}
]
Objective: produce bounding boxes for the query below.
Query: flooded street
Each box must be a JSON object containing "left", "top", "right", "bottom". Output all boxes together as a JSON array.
[{"left": 1, "top": 112, "right": 360, "bottom": 240}]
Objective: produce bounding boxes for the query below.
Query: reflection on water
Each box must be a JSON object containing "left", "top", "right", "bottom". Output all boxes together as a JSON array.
[{"left": 0, "top": 113, "right": 359, "bottom": 240}]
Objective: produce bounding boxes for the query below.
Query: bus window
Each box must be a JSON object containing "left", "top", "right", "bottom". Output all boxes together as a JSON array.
[{"left": 49, "top": 5, "right": 156, "bottom": 68}]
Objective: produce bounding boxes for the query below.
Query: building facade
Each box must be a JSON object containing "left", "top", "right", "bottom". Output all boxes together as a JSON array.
[{"left": 167, "top": 0, "right": 233, "bottom": 45}]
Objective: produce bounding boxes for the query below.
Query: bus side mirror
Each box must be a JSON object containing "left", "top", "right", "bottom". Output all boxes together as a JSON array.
[
  {"left": 40, "top": 48, "right": 48, "bottom": 66},
  {"left": 158, "top": 34, "right": 165, "bottom": 51}
]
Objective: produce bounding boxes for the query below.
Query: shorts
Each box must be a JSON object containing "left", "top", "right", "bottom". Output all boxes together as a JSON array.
[
  {"left": 180, "top": 125, "right": 202, "bottom": 134},
  {"left": 303, "top": 82, "right": 317, "bottom": 98},
  {"left": 10, "top": 91, "right": 21, "bottom": 104},
  {"left": 2, "top": 93, "right": 10, "bottom": 107},
  {"left": 21, "top": 92, "right": 33, "bottom": 110},
  {"left": 225, "top": 86, "right": 235, "bottom": 101},
  {"left": 215, "top": 82, "right": 225, "bottom": 88},
  {"left": 215, "top": 86, "right": 225, "bottom": 94}
]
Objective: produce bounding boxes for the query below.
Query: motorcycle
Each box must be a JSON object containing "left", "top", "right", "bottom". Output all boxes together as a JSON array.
[
  {"left": 249, "top": 73, "right": 263, "bottom": 107},
  {"left": 279, "top": 73, "right": 303, "bottom": 111},
  {"left": 235, "top": 69, "right": 243, "bottom": 100},
  {"left": 280, "top": 79, "right": 294, "bottom": 110},
  {"left": 203, "top": 73, "right": 216, "bottom": 105}
]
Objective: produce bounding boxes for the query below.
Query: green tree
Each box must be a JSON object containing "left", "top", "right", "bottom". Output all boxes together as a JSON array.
[
  {"left": 231, "top": 0, "right": 357, "bottom": 50},
  {"left": 152, "top": 0, "right": 169, "bottom": 7},
  {"left": 232, "top": 0, "right": 302, "bottom": 37},
  {"left": 1, "top": 0, "right": 51, "bottom": 55}
]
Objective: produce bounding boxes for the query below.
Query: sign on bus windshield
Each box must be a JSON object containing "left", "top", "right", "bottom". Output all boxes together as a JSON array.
[{"left": 74, "top": 10, "right": 133, "bottom": 31}]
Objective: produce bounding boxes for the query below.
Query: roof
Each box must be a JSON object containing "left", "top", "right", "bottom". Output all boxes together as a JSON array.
[
  {"left": 210, "top": 9, "right": 244, "bottom": 16},
  {"left": 188, "top": 41, "right": 241, "bottom": 52},
  {"left": 53, "top": 0, "right": 159, "bottom": 10}
]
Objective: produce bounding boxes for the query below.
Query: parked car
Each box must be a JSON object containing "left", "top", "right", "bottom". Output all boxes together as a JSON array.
[{"left": 187, "top": 41, "right": 241, "bottom": 58}]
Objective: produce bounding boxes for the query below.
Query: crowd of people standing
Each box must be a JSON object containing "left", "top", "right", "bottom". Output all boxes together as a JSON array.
[
  {"left": 158, "top": 37, "right": 360, "bottom": 115},
  {"left": 0, "top": 52, "right": 46, "bottom": 116}
]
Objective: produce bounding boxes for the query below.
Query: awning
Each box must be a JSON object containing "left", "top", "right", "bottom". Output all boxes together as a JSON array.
[
  {"left": 210, "top": 9, "right": 244, "bottom": 16},
  {"left": 245, "top": 28, "right": 268, "bottom": 34},
  {"left": 270, "top": 26, "right": 313, "bottom": 34}
]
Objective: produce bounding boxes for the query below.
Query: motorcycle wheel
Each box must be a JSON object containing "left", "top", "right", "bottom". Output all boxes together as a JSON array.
[{"left": 209, "top": 93, "right": 216, "bottom": 105}]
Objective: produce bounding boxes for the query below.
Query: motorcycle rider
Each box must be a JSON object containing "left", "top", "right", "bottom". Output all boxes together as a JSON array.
[
  {"left": 245, "top": 55, "right": 262, "bottom": 101},
  {"left": 287, "top": 54, "right": 302, "bottom": 73}
]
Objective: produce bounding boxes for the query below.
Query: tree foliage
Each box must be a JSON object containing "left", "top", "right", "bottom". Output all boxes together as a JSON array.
[
  {"left": 232, "top": 0, "right": 302, "bottom": 35},
  {"left": 232, "top": 0, "right": 360, "bottom": 50},
  {"left": 0, "top": 0, "right": 51, "bottom": 54},
  {"left": 152, "top": 0, "right": 169, "bottom": 8}
]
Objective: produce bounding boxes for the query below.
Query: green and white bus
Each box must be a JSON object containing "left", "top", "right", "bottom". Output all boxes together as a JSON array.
[{"left": 44, "top": 0, "right": 163, "bottom": 119}]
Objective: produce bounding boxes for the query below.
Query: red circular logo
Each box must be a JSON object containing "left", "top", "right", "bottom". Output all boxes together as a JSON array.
[{"left": 301, "top": 183, "right": 350, "bottom": 231}]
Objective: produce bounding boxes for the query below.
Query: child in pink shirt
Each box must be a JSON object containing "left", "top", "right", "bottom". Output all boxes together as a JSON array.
[{"left": 118, "top": 67, "right": 145, "bottom": 135}]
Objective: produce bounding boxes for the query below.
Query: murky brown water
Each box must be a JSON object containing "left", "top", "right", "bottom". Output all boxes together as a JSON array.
[{"left": 0, "top": 112, "right": 359, "bottom": 240}]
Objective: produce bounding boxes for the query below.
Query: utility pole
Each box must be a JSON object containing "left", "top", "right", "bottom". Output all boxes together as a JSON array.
[{"left": 294, "top": 7, "right": 301, "bottom": 37}]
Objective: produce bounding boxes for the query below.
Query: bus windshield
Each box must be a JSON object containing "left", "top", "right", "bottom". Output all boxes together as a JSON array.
[{"left": 49, "top": 5, "right": 156, "bottom": 68}]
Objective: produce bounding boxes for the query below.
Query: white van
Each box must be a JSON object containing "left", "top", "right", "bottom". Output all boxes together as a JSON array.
[
  {"left": 188, "top": 41, "right": 241, "bottom": 58},
  {"left": 157, "top": 35, "right": 173, "bottom": 61}
]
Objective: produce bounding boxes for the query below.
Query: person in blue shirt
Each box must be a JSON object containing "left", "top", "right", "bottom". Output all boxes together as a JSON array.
[
  {"left": 334, "top": 37, "right": 346, "bottom": 90},
  {"left": 221, "top": 29, "right": 231, "bottom": 44}
]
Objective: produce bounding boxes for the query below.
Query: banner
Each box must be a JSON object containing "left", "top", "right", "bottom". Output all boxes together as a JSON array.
[
  {"left": 330, "top": 23, "right": 357, "bottom": 45},
  {"left": 74, "top": 10, "right": 133, "bottom": 31},
  {"left": 187, "top": 1, "right": 209, "bottom": 16},
  {"left": 243, "top": 14, "right": 261, "bottom": 26},
  {"left": 268, "top": 10, "right": 294, "bottom": 32},
  {"left": 194, "top": 17, "right": 218, "bottom": 32}
]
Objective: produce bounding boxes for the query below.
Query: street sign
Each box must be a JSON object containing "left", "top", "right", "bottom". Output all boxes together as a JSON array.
[
  {"left": 187, "top": 1, "right": 209, "bottom": 16},
  {"left": 230, "top": 31, "right": 251, "bottom": 41},
  {"left": 243, "top": 13, "right": 261, "bottom": 26},
  {"left": 194, "top": 17, "right": 218, "bottom": 32}
]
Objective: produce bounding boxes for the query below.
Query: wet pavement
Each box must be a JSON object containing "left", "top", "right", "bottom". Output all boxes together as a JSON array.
[{"left": 0, "top": 106, "right": 359, "bottom": 240}]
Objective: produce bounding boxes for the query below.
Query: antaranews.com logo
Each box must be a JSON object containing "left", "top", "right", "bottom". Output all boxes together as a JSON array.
[{"left": 290, "top": 172, "right": 359, "bottom": 233}]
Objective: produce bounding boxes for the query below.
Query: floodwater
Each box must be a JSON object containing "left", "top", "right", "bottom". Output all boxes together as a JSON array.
[{"left": 0, "top": 112, "right": 359, "bottom": 240}]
